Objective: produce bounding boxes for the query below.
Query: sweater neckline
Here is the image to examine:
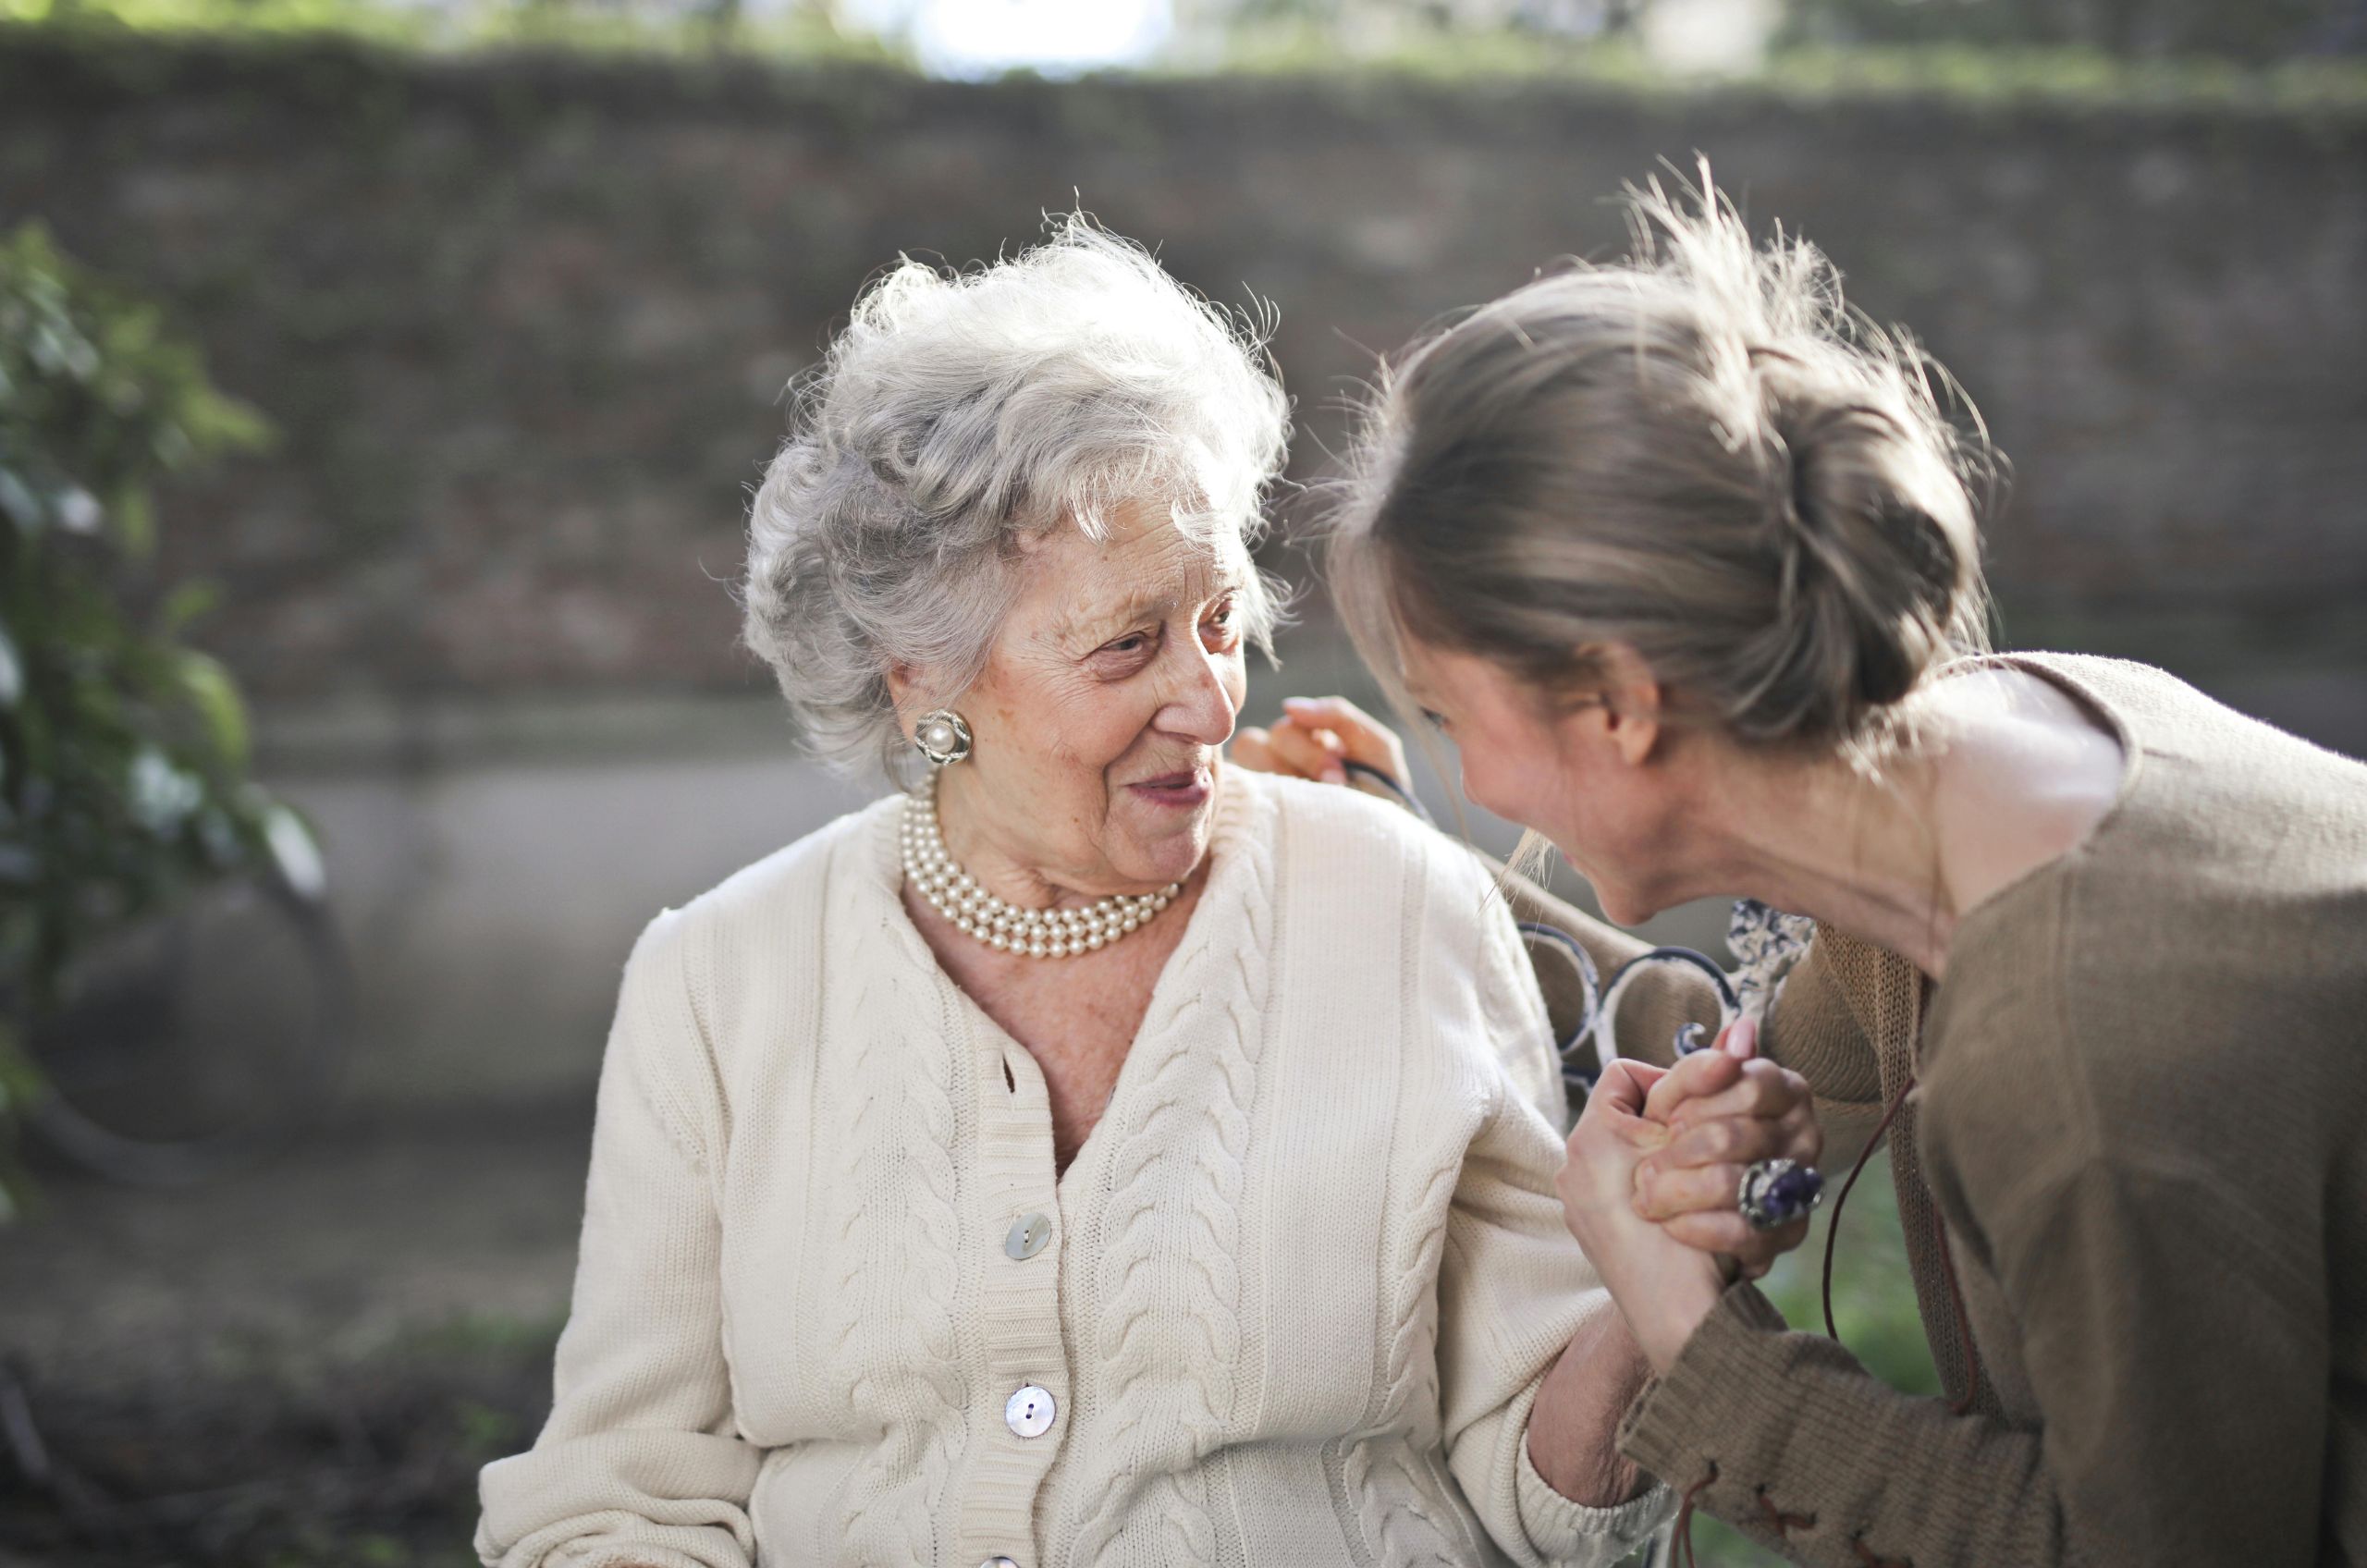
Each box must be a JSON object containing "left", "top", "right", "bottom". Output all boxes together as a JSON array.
[
  {"left": 1933, "top": 652, "right": 2145, "bottom": 962},
  {"left": 1918, "top": 653, "right": 2145, "bottom": 1075},
  {"left": 858, "top": 766, "right": 1274, "bottom": 1196}
]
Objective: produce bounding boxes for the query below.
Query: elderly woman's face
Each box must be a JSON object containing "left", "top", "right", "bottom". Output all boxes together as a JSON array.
[{"left": 937, "top": 498, "right": 1249, "bottom": 895}]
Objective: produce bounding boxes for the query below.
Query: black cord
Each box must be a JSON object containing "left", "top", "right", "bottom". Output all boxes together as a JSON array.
[{"left": 1339, "top": 759, "right": 1434, "bottom": 825}]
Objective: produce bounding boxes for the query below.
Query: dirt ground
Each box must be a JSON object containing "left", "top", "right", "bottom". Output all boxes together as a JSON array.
[{"left": 0, "top": 1101, "right": 595, "bottom": 1568}]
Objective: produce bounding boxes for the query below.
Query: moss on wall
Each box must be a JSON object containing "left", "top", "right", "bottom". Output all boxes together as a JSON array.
[{"left": 2, "top": 27, "right": 2360, "bottom": 704}]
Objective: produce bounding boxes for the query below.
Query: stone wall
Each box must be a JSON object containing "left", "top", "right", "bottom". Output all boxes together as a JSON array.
[
  {"left": 6, "top": 32, "right": 2361, "bottom": 1106},
  {"left": 5, "top": 31, "right": 2362, "bottom": 716}
]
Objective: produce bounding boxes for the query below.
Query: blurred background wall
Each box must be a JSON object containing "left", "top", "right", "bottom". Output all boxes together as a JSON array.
[{"left": 3, "top": 16, "right": 2362, "bottom": 1111}]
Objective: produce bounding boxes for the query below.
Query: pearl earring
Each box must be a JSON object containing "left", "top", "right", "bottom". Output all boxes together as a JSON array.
[{"left": 913, "top": 708, "right": 973, "bottom": 767}]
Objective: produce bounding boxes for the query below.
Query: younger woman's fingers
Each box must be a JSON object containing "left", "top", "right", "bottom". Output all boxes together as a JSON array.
[
  {"left": 1666, "top": 1060, "right": 1809, "bottom": 1127},
  {"left": 1777, "top": 1107, "right": 1824, "bottom": 1168},
  {"left": 1232, "top": 728, "right": 1279, "bottom": 774},
  {"left": 1260, "top": 719, "right": 1347, "bottom": 783},
  {"left": 1632, "top": 1160, "right": 1750, "bottom": 1223},
  {"left": 1658, "top": 1114, "right": 1793, "bottom": 1170},
  {"left": 1655, "top": 1102, "right": 1821, "bottom": 1169},
  {"left": 1279, "top": 696, "right": 1407, "bottom": 774},
  {"left": 1641, "top": 1048, "right": 1744, "bottom": 1126}
]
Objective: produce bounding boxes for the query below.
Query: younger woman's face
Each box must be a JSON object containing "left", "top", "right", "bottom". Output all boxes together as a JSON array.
[{"left": 1396, "top": 636, "right": 1696, "bottom": 926}]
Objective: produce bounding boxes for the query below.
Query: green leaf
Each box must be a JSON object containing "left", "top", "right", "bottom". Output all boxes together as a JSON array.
[
  {"left": 175, "top": 649, "right": 251, "bottom": 769},
  {"left": 0, "top": 216, "right": 287, "bottom": 1174},
  {"left": 159, "top": 579, "right": 221, "bottom": 633},
  {"left": 111, "top": 484, "right": 154, "bottom": 558}
]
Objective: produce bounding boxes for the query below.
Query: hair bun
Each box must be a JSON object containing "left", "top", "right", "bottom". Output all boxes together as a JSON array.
[
  {"left": 1742, "top": 379, "right": 1983, "bottom": 743},
  {"left": 1328, "top": 164, "right": 1995, "bottom": 756}
]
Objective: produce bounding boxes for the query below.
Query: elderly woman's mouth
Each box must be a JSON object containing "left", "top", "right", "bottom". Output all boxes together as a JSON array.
[{"left": 1128, "top": 769, "right": 1215, "bottom": 809}]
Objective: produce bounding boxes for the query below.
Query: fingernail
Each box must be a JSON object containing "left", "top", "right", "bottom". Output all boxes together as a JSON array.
[
  {"left": 1725, "top": 1016, "right": 1759, "bottom": 1060},
  {"left": 1282, "top": 696, "right": 1318, "bottom": 711},
  {"left": 1323, "top": 764, "right": 1346, "bottom": 784}
]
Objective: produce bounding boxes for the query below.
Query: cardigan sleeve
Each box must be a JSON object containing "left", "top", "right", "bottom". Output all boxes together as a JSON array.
[
  {"left": 1434, "top": 895, "right": 1674, "bottom": 1567},
  {"left": 476, "top": 911, "right": 762, "bottom": 1568},
  {"left": 1618, "top": 1281, "right": 2074, "bottom": 1568},
  {"left": 1617, "top": 1133, "right": 2324, "bottom": 1568},
  {"left": 1434, "top": 1067, "right": 1674, "bottom": 1567}
]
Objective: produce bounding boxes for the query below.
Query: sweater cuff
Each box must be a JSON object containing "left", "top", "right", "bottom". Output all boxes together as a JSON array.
[
  {"left": 1514, "top": 1427, "right": 1674, "bottom": 1564},
  {"left": 1615, "top": 1281, "right": 1792, "bottom": 1486}
]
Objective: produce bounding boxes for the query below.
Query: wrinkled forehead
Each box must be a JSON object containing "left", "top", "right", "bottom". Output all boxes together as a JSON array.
[{"left": 1018, "top": 497, "right": 1252, "bottom": 642}]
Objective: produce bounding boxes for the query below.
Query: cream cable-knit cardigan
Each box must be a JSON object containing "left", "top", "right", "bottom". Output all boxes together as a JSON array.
[{"left": 475, "top": 768, "right": 1672, "bottom": 1568}]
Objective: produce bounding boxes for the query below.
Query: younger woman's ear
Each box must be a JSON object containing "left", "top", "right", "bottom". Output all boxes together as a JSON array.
[{"left": 1592, "top": 643, "right": 1663, "bottom": 766}]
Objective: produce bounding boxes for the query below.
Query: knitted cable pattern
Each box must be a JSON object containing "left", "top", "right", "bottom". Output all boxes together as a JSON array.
[
  {"left": 1061, "top": 799, "right": 1279, "bottom": 1564},
  {"left": 827, "top": 914, "right": 968, "bottom": 1565},
  {"left": 1335, "top": 850, "right": 1495, "bottom": 1568}
]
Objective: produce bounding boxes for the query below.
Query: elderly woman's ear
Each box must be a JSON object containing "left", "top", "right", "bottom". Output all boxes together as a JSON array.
[{"left": 882, "top": 665, "right": 922, "bottom": 737}]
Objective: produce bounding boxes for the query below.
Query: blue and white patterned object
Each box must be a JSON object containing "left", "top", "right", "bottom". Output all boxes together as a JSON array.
[{"left": 1726, "top": 898, "right": 1816, "bottom": 1024}]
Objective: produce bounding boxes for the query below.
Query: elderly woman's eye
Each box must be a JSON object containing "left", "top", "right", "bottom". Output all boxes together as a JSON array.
[{"left": 1420, "top": 707, "right": 1450, "bottom": 731}]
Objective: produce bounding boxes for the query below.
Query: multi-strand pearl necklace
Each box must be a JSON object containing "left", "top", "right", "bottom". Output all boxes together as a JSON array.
[{"left": 900, "top": 783, "right": 1180, "bottom": 959}]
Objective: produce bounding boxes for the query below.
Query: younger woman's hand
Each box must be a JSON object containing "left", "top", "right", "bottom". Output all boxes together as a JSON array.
[
  {"left": 1627, "top": 1017, "right": 1822, "bottom": 1279},
  {"left": 1233, "top": 695, "right": 1409, "bottom": 791}
]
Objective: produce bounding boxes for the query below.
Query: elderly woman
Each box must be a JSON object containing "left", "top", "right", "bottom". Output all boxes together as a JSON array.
[{"left": 472, "top": 222, "right": 1814, "bottom": 1568}]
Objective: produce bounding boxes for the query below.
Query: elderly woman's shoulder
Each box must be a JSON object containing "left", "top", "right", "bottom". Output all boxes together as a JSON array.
[
  {"left": 1239, "top": 768, "right": 1500, "bottom": 912},
  {"left": 632, "top": 792, "right": 901, "bottom": 962}
]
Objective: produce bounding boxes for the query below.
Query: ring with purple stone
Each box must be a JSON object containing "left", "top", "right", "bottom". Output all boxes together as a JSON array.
[{"left": 1736, "top": 1157, "right": 1825, "bottom": 1232}]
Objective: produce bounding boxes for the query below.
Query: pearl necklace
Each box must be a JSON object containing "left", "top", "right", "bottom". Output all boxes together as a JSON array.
[{"left": 900, "top": 784, "right": 1181, "bottom": 959}]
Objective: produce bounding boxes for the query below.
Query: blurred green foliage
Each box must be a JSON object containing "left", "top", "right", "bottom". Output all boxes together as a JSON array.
[
  {"left": 1202, "top": 0, "right": 2361, "bottom": 63},
  {"left": 1783, "top": 0, "right": 2360, "bottom": 61},
  {"left": 0, "top": 222, "right": 313, "bottom": 1217},
  {"left": 0, "top": 0, "right": 905, "bottom": 56},
  {"left": 1198, "top": 32, "right": 2367, "bottom": 116},
  {"left": 4, "top": 0, "right": 2361, "bottom": 105}
]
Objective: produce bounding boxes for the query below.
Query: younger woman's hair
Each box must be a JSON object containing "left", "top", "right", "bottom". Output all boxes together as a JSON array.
[{"left": 1330, "top": 165, "right": 1996, "bottom": 757}]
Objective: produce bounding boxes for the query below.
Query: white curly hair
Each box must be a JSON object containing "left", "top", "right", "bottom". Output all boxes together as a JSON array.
[{"left": 740, "top": 215, "right": 1293, "bottom": 778}]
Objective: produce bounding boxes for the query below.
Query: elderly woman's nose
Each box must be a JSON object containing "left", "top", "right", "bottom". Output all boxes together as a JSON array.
[{"left": 1157, "top": 641, "right": 1239, "bottom": 744}]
